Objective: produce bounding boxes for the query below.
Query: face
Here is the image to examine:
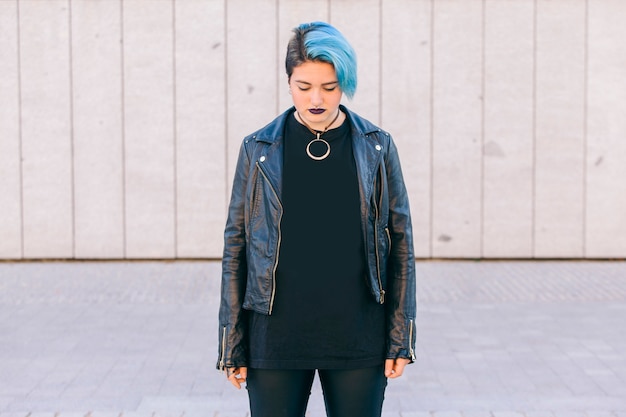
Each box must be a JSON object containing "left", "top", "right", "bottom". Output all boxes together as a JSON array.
[{"left": 289, "top": 61, "right": 343, "bottom": 131}]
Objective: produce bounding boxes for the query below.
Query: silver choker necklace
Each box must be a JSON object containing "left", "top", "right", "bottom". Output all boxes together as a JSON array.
[{"left": 296, "top": 110, "right": 341, "bottom": 161}]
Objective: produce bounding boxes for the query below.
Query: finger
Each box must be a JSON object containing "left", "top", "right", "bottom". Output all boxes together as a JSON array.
[
  {"left": 391, "top": 358, "right": 411, "bottom": 379},
  {"left": 384, "top": 359, "right": 394, "bottom": 377},
  {"left": 389, "top": 363, "right": 404, "bottom": 378},
  {"left": 230, "top": 376, "right": 246, "bottom": 389},
  {"left": 226, "top": 368, "right": 242, "bottom": 389},
  {"left": 228, "top": 372, "right": 242, "bottom": 389}
]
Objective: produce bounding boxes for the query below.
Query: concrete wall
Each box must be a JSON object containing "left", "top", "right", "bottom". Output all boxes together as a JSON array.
[{"left": 0, "top": 0, "right": 624, "bottom": 260}]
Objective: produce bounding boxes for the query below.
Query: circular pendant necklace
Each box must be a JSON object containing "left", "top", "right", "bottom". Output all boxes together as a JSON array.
[{"left": 296, "top": 110, "right": 341, "bottom": 161}]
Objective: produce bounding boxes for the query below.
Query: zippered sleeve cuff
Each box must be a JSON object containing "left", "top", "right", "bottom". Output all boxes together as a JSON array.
[
  {"left": 386, "top": 318, "right": 416, "bottom": 363},
  {"left": 216, "top": 324, "right": 249, "bottom": 371}
]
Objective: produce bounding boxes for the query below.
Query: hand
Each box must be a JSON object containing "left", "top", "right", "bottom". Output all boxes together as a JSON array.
[
  {"left": 384, "top": 358, "right": 410, "bottom": 379},
  {"left": 226, "top": 366, "right": 247, "bottom": 389}
]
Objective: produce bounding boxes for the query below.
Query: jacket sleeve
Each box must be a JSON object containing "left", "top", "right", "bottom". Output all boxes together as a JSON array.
[
  {"left": 216, "top": 140, "right": 250, "bottom": 370},
  {"left": 384, "top": 135, "right": 417, "bottom": 363}
]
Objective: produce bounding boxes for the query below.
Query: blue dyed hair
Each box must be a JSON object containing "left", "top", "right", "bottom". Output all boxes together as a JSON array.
[{"left": 285, "top": 21, "right": 357, "bottom": 99}]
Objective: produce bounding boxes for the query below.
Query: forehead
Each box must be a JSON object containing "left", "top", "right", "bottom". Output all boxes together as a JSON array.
[{"left": 291, "top": 61, "right": 337, "bottom": 83}]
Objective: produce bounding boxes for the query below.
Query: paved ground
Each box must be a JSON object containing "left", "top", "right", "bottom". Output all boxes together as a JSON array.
[{"left": 0, "top": 260, "right": 625, "bottom": 417}]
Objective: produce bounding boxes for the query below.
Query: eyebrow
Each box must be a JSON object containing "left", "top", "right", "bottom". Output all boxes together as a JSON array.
[{"left": 294, "top": 80, "right": 338, "bottom": 86}]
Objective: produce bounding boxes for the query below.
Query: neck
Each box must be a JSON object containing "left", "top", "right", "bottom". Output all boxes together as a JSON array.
[{"left": 296, "top": 109, "right": 342, "bottom": 133}]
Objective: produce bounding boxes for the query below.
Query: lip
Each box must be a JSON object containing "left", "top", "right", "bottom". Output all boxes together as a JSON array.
[{"left": 308, "top": 108, "right": 325, "bottom": 115}]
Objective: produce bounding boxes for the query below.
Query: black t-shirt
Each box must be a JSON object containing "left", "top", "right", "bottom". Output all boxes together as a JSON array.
[{"left": 247, "top": 110, "right": 386, "bottom": 369}]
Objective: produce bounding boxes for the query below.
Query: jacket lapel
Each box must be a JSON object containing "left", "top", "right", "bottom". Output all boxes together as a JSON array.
[
  {"left": 257, "top": 138, "right": 283, "bottom": 200},
  {"left": 352, "top": 133, "right": 382, "bottom": 207}
]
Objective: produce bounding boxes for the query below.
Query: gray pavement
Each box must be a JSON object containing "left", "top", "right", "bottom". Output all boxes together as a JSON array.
[{"left": 1, "top": 260, "right": 625, "bottom": 417}]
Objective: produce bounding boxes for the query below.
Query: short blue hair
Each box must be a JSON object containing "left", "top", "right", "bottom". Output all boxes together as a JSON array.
[{"left": 286, "top": 21, "right": 358, "bottom": 99}]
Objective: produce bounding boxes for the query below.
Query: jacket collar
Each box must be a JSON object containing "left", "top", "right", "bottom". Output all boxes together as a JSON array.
[
  {"left": 251, "top": 105, "right": 384, "bottom": 207},
  {"left": 341, "top": 105, "right": 382, "bottom": 137}
]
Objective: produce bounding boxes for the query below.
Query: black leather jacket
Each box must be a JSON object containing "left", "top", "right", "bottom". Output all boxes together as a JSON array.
[{"left": 217, "top": 105, "right": 416, "bottom": 370}]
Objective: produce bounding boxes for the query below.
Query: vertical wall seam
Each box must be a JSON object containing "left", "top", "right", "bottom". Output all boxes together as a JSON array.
[
  {"left": 172, "top": 0, "right": 179, "bottom": 258},
  {"left": 480, "top": 0, "right": 486, "bottom": 258},
  {"left": 328, "top": 0, "right": 332, "bottom": 24},
  {"left": 428, "top": 0, "right": 435, "bottom": 258},
  {"left": 582, "top": 0, "right": 589, "bottom": 257},
  {"left": 16, "top": 0, "right": 24, "bottom": 259},
  {"left": 120, "top": 0, "right": 127, "bottom": 258},
  {"left": 531, "top": 0, "right": 537, "bottom": 258},
  {"left": 224, "top": 0, "right": 229, "bottom": 214},
  {"left": 378, "top": 0, "right": 383, "bottom": 126},
  {"left": 276, "top": 0, "right": 280, "bottom": 117},
  {"left": 68, "top": 0, "right": 76, "bottom": 258}
]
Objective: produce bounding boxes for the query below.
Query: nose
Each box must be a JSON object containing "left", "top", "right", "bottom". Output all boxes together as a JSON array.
[{"left": 310, "top": 89, "right": 323, "bottom": 107}]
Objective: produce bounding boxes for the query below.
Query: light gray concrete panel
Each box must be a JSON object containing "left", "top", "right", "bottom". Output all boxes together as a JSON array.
[
  {"left": 174, "top": 0, "right": 226, "bottom": 258},
  {"left": 330, "top": 0, "right": 381, "bottom": 123},
  {"left": 277, "top": 0, "right": 329, "bottom": 112},
  {"left": 534, "top": 0, "right": 586, "bottom": 257},
  {"left": 381, "top": 0, "right": 433, "bottom": 258},
  {"left": 585, "top": 0, "right": 626, "bottom": 258},
  {"left": 19, "top": 0, "right": 74, "bottom": 258},
  {"left": 431, "top": 0, "right": 483, "bottom": 258},
  {"left": 225, "top": 0, "right": 278, "bottom": 189},
  {"left": 0, "top": 1, "right": 22, "bottom": 259},
  {"left": 71, "top": 0, "right": 125, "bottom": 259},
  {"left": 123, "top": 0, "right": 176, "bottom": 258},
  {"left": 482, "top": 0, "right": 534, "bottom": 257}
]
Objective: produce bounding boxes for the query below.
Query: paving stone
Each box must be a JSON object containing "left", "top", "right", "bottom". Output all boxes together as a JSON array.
[
  {"left": 491, "top": 412, "right": 525, "bottom": 417},
  {"left": 579, "top": 412, "right": 618, "bottom": 417},
  {"left": 458, "top": 412, "right": 493, "bottom": 417},
  {"left": 89, "top": 413, "right": 123, "bottom": 417},
  {"left": 523, "top": 412, "right": 556, "bottom": 417}
]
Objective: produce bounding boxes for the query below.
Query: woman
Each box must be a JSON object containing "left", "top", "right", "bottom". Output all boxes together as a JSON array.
[{"left": 217, "top": 21, "right": 416, "bottom": 417}]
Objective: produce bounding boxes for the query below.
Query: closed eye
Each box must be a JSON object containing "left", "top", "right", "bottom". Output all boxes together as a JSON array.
[
  {"left": 294, "top": 81, "right": 338, "bottom": 92},
  {"left": 298, "top": 86, "right": 336, "bottom": 92}
]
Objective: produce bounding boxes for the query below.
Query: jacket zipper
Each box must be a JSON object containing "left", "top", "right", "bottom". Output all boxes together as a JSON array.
[
  {"left": 372, "top": 171, "right": 385, "bottom": 304},
  {"left": 256, "top": 162, "right": 283, "bottom": 315},
  {"left": 378, "top": 164, "right": 390, "bottom": 259},
  {"left": 409, "top": 319, "right": 416, "bottom": 361},
  {"left": 218, "top": 326, "right": 227, "bottom": 371}
]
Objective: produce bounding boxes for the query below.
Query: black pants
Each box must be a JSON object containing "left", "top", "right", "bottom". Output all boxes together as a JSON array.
[{"left": 246, "top": 366, "right": 388, "bottom": 417}]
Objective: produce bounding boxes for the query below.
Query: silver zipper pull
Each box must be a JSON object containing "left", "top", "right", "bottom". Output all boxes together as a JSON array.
[
  {"left": 218, "top": 326, "right": 227, "bottom": 370},
  {"left": 409, "top": 319, "right": 416, "bottom": 361}
]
